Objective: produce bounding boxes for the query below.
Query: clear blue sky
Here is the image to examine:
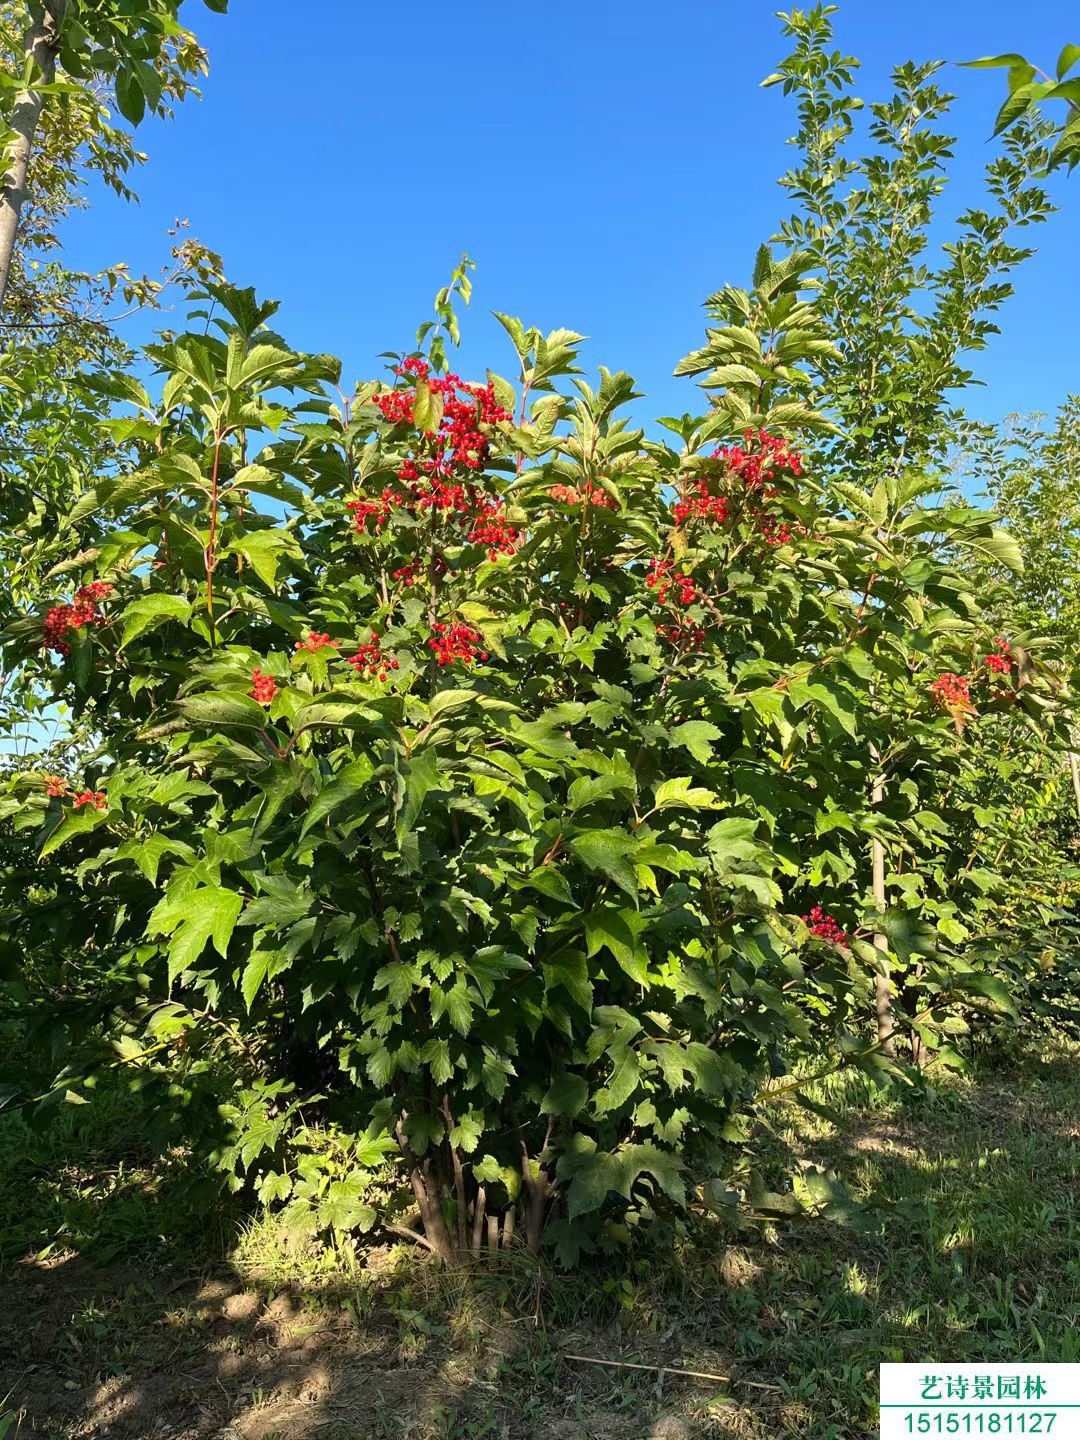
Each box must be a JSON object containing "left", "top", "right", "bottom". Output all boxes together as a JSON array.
[{"left": 64, "top": 0, "right": 1080, "bottom": 431}]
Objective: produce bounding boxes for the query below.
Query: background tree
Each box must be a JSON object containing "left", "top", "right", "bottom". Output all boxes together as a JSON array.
[
  {"left": 0, "top": 0, "right": 222, "bottom": 775},
  {"left": 748, "top": 3, "right": 1057, "bottom": 1048},
  {"left": 0, "top": 0, "right": 225, "bottom": 310}
]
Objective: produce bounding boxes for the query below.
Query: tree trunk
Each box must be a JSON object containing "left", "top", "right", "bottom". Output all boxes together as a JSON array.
[
  {"left": 0, "top": 1, "right": 65, "bottom": 314},
  {"left": 470, "top": 1185, "right": 487, "bottom": 1253},
  {"left": 870, "top": 749, "right": 896, "bottom": 1057},
  {"left": 395, "top": 1117, "right": 455, "bottom": 1262},
  {"left": 1069, "top": 749, "right": 1080, "bottom": 824}
]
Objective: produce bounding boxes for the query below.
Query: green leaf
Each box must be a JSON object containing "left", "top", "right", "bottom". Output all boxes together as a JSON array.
[
  {"left": 670, "top": 720, "right": 722, "bottom": 763},
  {"left": 593, "top": 1046, "right": 641, "bottom": 1115},
  {"left": 427, "top": 687, "right": 482, "bottom": 721},
  {"left": 543, "top": 950, "right": 593, "bottom": 1014},
  {"left": 242, "top": 885, "right": 312, "bottom": 930},
  {"left": 119, "top": 594, "right": 191, "bottom": 649},
  {"left": 321, "top": 1177, "right": 377, "bottom": 1233},
  {"left": 948, "top": 971, "right": 1017, "bottom": 1017},
  {"left": 569, "top": 829, "right": 638, "bottom": 900},
  {"left": 240, "top": 947, "right": 291, "bottom": 1010},
  {"left": 958, "top": 525, "right": 1024, "bottom": 574},
  {"left": 449, "top": 1110, "right": 484, "bottom": 1153},
  {"left": 396, "top": 748, "right": 445, "bottom": 844},
  {"left": 541, "top": 1072, "right": 588, "bottom": 1117},
  {"left": 960, "top": 52, "right": 1027, "bottom": 69},
  {"left": 115, "top": 66, "right": 146, "bottom": 124},
  {"left": 148, "top": 885, "right": 244, "bottom": 983},
  {"left": 792, "top": 1167, "right": 864, "bottom": 1228},
  {"left": 227, "top": 464, "right": 306, "bottom": 507},
  {"left": 706, "top": 817, "right": 768, "bottom": 867},
  {"left": 40, "top": 804, "right": 107, "bottom": 857},
  {"left": 175, "top": 692, "right": 268, "bottom": 729},
  {"left": 584, "top": 907, "right": 648, "bottom": 985},
  {"left": 114, "top": 834, "right": 194, "bottom": 885},
  {"left": 301, "top": 758, "right": 376, "bottom": 836},
  {"left": 651, "top": 777, "right": 719, "bottom": 812},
  {"left": 226, "top": 530, "right": 302, "bottom": 590},
  {"left": 412, "top": 379, "right": 445, "bottom": 433},
  {"left": 560, "top": 1139, "right": 683, "bottom": 1218},
  {"left": 444, "top": 981, "right": 474, "bottom": 1036},
  {"left": 567, "top": 774, "right": 628, "bottom": 811}
]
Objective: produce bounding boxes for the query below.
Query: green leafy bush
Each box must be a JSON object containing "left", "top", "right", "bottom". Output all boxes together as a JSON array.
[
  {"left": 0, "top": 243, "right": 1065, "bottom": 1263},
  {"left": 1, "top": 4, "right": 1076, "bottom": 1267}
]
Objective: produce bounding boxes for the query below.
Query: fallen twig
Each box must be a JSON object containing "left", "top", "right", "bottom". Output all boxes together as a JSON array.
[{"left": 563, "top": 1353, "right": 782, "bottom": 1393}]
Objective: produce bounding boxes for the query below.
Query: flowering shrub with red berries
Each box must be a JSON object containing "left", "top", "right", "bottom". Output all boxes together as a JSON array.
[{"left": 0, "top": 260, "right": 1067, "bottom": 1263}]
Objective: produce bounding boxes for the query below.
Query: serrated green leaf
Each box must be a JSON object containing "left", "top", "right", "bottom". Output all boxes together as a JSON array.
[{"left": 148, "top": 885, "right": 244, "bottom": 983}]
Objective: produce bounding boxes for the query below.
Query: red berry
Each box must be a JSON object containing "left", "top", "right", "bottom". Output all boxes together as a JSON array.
[{"left": 249, "top": 669, "right": 278, "bottom": 704}]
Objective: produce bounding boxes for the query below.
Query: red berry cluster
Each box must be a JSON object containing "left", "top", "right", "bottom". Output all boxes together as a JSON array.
[
  {"left": 73, "top": 790, "right": 107, "bottom": 811},
  {"left": 673, "top": 431, "right": 802, "bottom": 538},
  {"left": 42, "top": 582, "right": 113, "bottom": 656},
  {"left": 928, "top": 636, "right": 1019, "bottom": 728},
  {"left": 930, "top": 673, "right": 971, "bottom": 711},
  {"left": 392, "top": 560, "right": 422, "bottom": 588},
  {"left": 548, "top": 480, "right": 617, "bottom": 510},
  {"left": 672, "top": 484, "right": 730, "bottom": 527},
  {"left": 371, "top": 387, "right": 416, "bottom": 426},
  {"left": 758, "top": 514, "right": 794, "bottom": 546},
  {"left": 656, "top": 617, "right": 706, "bottom": 652},
  {"left": 352, "top": 361, "right": 517, "bottom": 572},
  {"left": 802, "top": 905, "right": 847, "bottom": 945},
  {"left": 347, "top": 494, "right": 394, "bottom": 533},
  {"left": 294, "top": 632, "right": 339, "bottom": 653},
  {"left": 349, "top": 632, "right": 399, "bottom": 682},
  {"left": 718, "top": 429, "right": 803, "bottom": 490},
  {"left": 467, "top": 498, "right": 520, "bottom": 561},
  {"left": 428, "top": 621, "right": 488, "bottom": 667},
  {"left": 646, "top": 558, "right": 697, "bottom": 606},
  {"left": 984, "top": 638, "right": 1014, "bottom": 675},
  {"left": 44, "top": 775, "right": 67, "bottom": 797},
  {"left": 250, "top": 669, "right": 278, "bottom": 704},
  {"left": 400, "top": 468, "right": 471, "bottom": 514},
  {"left": 375, "top": 358, "right": 511, "bottom": 480}
]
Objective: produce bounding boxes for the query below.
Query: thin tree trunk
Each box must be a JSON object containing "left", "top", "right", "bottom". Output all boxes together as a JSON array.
[
  {"left": 0, "top": 2, "right": 66, "bottom": 313},
  {"left": 440, "top": 1095, "right": 468, "bottom": 1252},
  {"left": 519, "top": 1116, "right": 555, "bottom": 1255},
  {"left": 870, "top": 748, "right": 896, "bottom": 1057},
  {"left": 1069, "top": 749, "right": 1080, "bottom": 824},
  {"left": 470, "top": 1185, "right": 487, "bottom": 1253},
  {"left": 395, "top": 1117, "right": 455, "bottom": 1262}
]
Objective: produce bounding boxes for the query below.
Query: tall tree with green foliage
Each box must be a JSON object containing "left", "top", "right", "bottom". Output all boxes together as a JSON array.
[
  {"left": 757, "top": 4, "right": 1056, "bottom": 1048},
  {"left": 0, "top": 0, "right": 222, "bottom": 768},
  {"left": 0, "top": 0, "right": 225, "bottom": 311}
]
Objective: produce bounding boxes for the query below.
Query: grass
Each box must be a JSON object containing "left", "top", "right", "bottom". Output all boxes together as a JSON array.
[
  {"left": 1, "top": 1043, "right": 1078, "bottom": 1438},
  {"left": 0, "top": 1076, "right": 231, "bottom": 1271}
]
